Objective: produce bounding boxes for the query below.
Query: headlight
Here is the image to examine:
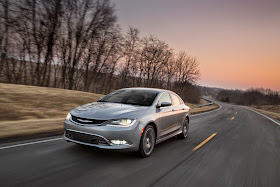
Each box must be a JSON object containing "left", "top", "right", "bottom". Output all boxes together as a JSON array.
[
  {"left": 65, "top": 113, "right": 71, "bottom": 120},
  {"left": 102, "top": 118, "right": 137, "bottom": 127}
]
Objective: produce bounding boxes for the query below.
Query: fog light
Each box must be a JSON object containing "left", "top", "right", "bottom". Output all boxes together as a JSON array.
[
  {"left": 65, "top": 132, "right": 72, "bottom": 139},
  {"left": 111, "top": 140, "right": 129, "bottom": 145}
]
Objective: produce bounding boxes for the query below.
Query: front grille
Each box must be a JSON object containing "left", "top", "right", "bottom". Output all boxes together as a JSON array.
[
  {"left": 71, "top": 115, "right": 106, "bottom": 125},
  {"left": 65, "top": 130, "right": 109, "bottom": 145}
]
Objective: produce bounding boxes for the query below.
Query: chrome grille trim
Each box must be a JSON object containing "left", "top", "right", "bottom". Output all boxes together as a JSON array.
[
  {"left": 65, "top": 129, "right": 111, "bottom": 146},
  {"left": 70, "top": 115, "right": 106, "bottom": 125}
]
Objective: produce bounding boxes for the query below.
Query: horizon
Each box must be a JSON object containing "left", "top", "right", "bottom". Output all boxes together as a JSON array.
[{"left": 113, "top": 0, "right": 280, "bottom": 91}]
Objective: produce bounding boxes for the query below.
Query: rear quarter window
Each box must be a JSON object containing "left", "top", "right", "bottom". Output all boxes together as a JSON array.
[
  {"left": 171, "top": 94, "right": 181, "bottom": 105},
  {"left": 158, "top": 92, "right": 172, "bottom": 104}
]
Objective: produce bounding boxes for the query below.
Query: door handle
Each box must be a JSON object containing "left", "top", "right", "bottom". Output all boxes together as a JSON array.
[{"left": 172, "top": 109, "right": 175, "bottom": 112}]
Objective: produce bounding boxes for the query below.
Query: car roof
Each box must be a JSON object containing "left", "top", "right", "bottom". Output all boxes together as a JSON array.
[{"left": 121, "top": 87, "right": 173, "bottom": 94}]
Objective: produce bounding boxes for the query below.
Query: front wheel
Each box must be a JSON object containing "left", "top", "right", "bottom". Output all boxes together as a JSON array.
[
  {"left": 138, "top": 125, "right": 156, "bottom": 158},
  {"left": 178, "top": 118, "right": 189, "bottom": 139}
]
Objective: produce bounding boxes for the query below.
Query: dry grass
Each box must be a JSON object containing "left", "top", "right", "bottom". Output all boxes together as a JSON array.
[
  {"left": 185, "top": 98, "right": 206, "bottom": 108},
  {"left": 186, "top": 98, "right": 219, "bottom": 115},
  {"left": 198, "top": 98, "right": 211, "bottom": 105},
  {"left": 190, "top": 104, "right": 219, "bottom": 115},
  {"left": 0, "top": 83, "right": 104, "bottom": 121},
  {"left": 0, "top": 83, "right": 104, "bottom": 140},
  {"left": 245, "top": 105, "right": 280, "bottom": 121},
  {"left": 0, "top": 118, "right": 64, "bottom": 139}
]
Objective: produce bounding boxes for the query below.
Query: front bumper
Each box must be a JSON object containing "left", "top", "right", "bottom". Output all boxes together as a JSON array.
[{"left": 63, "top": 119, "right": 141, "bottom": 152}]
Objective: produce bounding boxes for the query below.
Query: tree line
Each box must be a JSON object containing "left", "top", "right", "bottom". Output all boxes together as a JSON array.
[
  {"left": 0, "top": 0, "right": 201, "bottom": 103},
  {"left": 216, "top": 88, "right": 280, "bottom": 106}
]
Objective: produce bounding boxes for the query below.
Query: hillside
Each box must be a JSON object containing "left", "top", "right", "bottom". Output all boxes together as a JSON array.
[
  {"left": 0, "top": 83, "right": 104, "bottom": 122},
  {"left": 0, "top": 83, "right": 104, "bottom": 140}
]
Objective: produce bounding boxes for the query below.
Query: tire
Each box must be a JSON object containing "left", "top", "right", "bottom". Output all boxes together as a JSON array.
[
  {"left": 138, "top": 125, "right": 156, "bottom": 158},
  {"left": 177, "top": 118, "right": 189, "bottom": 139}
]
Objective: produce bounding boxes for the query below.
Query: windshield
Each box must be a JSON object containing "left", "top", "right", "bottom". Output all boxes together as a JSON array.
[{"left": 98, "top": 89, "right": 159, "bottom": 106}]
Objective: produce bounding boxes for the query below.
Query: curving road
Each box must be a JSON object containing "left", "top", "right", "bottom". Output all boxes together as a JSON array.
[{"left": 0, "top": 101, "right": 280, "bottom": 186}]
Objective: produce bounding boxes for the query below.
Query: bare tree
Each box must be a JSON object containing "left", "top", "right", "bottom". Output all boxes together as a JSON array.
[
  {"left": 40, "top": 0, "right": 62, "bottom": 87},
  {"left": 82, "top": 25, "right": 122, "bottom": 93},
  {"left": 0, "top": 0, "right": 11, "bottom": 81},
  {"left": 57, "top": 0, "right": 117, "bottom": 90},
  {"left": 139, "top": 35, "right": 173, "bottom": 87},
  {"left": 164, "top": 55, "right": 176, "bottom": 89},
  {"left": 120, "top": 26, "right": 140, "bottom": 87},
  {"left": 174, "top": 51, "right": 200, "bottom": 84}
]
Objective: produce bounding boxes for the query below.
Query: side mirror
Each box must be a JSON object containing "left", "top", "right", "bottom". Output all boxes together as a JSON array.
[
  {"left": 157, "top": 102, "right": 172, "bottom": 108},
  {"left": 97, "top": 96, "right": 104, "bottom": 102}
]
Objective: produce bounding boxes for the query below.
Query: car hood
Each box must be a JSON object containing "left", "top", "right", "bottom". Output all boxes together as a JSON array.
[{"left": 70, "top": 102, "right": 148, "bottom": 119}]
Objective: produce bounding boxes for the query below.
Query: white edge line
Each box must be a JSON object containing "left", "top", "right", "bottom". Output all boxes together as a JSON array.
[
  {"left": 191, "top": 103, "right": 222, "bottom": 117},
  {"left": 243, "top": 107, "right": 280, "bottom": 126},
  {"left": 0, "top": 137, "right": 63, "bottom": 150}
]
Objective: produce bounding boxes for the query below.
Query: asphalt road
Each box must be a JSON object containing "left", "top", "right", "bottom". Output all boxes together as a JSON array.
[{"left": 1, "top": 102, "right": 280, "bottom": 187}]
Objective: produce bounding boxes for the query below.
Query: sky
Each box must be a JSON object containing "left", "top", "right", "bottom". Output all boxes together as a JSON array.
[{"left": 113, "top": 0, "right": 280, "bottom": 91}]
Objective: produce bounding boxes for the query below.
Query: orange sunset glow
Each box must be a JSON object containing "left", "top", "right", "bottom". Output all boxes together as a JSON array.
[{"left": 114, "top": 0, "right": 280, "bottom": 91}]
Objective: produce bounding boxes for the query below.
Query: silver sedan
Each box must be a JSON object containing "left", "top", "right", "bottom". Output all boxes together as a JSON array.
[{"left": 64, "top": 88, "right": 190, "bottom": 157}]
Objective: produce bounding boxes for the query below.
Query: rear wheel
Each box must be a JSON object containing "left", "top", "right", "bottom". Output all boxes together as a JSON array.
[
  {"left": 138, "top": 125, "right": 156, "bottom": 158},
  {"left": 178, "top": 118, "right": 189, "bottom": 139}
]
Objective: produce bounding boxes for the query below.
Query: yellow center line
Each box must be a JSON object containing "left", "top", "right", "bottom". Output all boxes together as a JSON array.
[{"left": 193, "top": 133, "right": 217, "bottom": 151}]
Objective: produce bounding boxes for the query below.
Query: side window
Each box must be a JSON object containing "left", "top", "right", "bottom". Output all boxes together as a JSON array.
[
  {"left": 158, "top": 92, "right": 172, "bottom": 105},
  {"left": 171, "top": 94, "right": 181, "bottom": 105}
]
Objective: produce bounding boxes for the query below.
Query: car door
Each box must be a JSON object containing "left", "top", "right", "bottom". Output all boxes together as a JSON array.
[
  {"left": 156, "top": 92, "right": 178, "bottom": 138},
  {"left": 170, "top": 93, "right": 187, "bottom": 130}
]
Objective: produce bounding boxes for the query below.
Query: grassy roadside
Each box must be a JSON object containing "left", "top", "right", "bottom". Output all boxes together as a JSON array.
[
  {"left": 0, "top": 118, "right": 64, "bottom": 139},
  {"left": 244, "top": 105, "right": 280, "bottom": 122},
  {"left": 0, "top": 83, "right": 104, "bottom": 140},
  {"left": 0, "top": 83, "right": 219, "bottom": 141},
  {"left": 190, "top": 104, "right": 219, "bottom": 114},
  {"left": 0, "top": 83, "right": 104, "bottom": 121},
  {"left": 186, "top": 99, "right": 219, "bottom": 115}
]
